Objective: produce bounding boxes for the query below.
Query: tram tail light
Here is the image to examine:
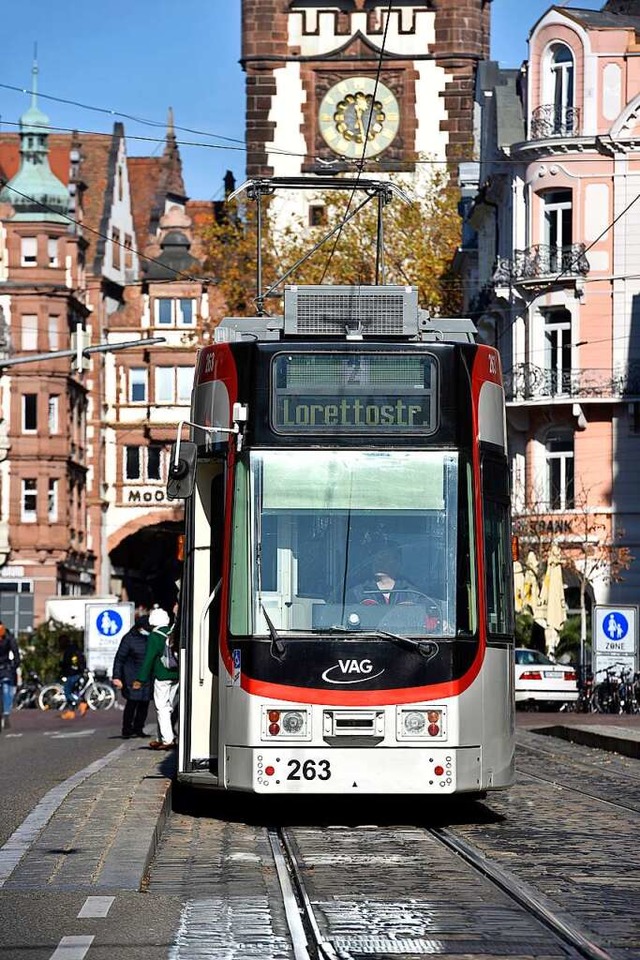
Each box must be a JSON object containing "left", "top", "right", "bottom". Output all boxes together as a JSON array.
[{"left": 397, "top": 706, "right": 446, "bottom": 740}]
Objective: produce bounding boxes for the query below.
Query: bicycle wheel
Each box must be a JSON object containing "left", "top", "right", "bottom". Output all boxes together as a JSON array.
[
  {"left": 14, "top": 688, "right": 33, "bottom": 710},
  {"left": 85, "top": 683, "right": 116, "bottom": 710},
  {"left": 38, "top": 684, "right": 65, "bottom": 711}
]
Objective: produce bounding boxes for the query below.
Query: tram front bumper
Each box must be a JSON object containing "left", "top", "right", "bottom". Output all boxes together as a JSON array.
[{"left": 224, "top": 746, "right": 483, "bottom": 794}]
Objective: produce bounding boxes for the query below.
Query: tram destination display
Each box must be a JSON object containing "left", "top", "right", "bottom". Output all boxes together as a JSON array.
[{"left": 272, "top": 352, "right": 437, "bottom": 434}]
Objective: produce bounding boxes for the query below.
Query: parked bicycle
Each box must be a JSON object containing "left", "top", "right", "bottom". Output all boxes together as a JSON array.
[
  {"left": 13, "top": 671, "right": 44, "bottom": 710},
  {"left": 591, "top": 664, "right": 624, "bottom": 714},
  {"left": 38, "top": 670, "right": 116, "bottom": 711}
]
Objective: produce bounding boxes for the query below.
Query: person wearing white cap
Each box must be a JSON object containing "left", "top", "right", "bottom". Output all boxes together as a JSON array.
[{"left": 132, "top": 604, "right": 179, "bottom": 750}]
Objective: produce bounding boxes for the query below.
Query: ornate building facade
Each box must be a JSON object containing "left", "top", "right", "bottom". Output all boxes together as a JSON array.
[{"left": 466, "top": 1, "right": 640, "bottom": 613}]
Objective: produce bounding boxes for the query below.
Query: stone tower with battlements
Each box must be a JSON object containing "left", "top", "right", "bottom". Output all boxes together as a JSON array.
[{"left": 241, "top": 0, "right": 491, "bottom": 179}]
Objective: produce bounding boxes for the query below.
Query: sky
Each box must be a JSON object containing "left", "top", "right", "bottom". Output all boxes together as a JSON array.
[{"left": 0, "top": 1, "right": 605, "bottom": 202}]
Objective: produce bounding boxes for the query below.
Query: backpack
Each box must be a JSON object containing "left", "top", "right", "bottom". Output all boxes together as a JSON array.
[{"left": 160, "top": 628, "right": 178, "bottom": 670}]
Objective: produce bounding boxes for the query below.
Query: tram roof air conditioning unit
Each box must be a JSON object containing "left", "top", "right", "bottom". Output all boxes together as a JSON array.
[{"left": 284, "top": 285, "right": 419, "bottom": 337}]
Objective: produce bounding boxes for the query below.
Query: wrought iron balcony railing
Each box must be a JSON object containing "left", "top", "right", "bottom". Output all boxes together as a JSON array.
[
  {"left": 530, "top": 104, "right": 581, "bottom": 139},
  {"left": 493, "top": 244, "right": 589, "bottom": 285},
  {"left": 504, "top": 362, "right": 640, "bottom": 402}
]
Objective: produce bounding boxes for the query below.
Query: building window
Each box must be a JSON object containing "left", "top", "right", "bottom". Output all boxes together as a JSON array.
[
  {"left": 21, "top": 315, "right": 38, "bottom": 351},
  {"left": 543, "top": 189, "right": 572, "bottom": 272},
  {"left": 148, "top": 444, "right": 162, "bottom": 481},
  {"left": 309, "top": 205, "right": 327, "bottom": 227},
  {"left": 543, "top": 308, "right": 571, "bottom": 395},
  {"left": 550, "top": 44, "right": 574, "bottom": 129},
  {"left": 48, "top": 479, "right": 58, "bottom": 522},
  {"left": 48, "top": 396, "right": 59, "bottom": 434},
  {"left": 125, "top": 446, "right": 141, "bottom": 480},
  {"left": 48, "top": 315, "right": 59, "bottom": 351},
  {"left": 21, "top": 237, "right": 37, "bottom": 266},
  {"left": 155, "top": 298, "right": 196, "bottom": 327},
  {"left": 124, "top": 444, "right": 164, "bottom": 482},
  {"left": 155, "top": 366, "right": 175, "bottom": 403},
  {"left": 177, "top": 367, "right": 192, "bottom": 403},
  {"left": 111, "top": 228, "right": 121, "bottom": 270},
  {"left": 129, "top": 368, "right": 148, "bottom": 403},
  {"left": 157, "top": 299, "right": 173, "bottom": 325},
  {"left": 21, "top": 479, "right": 37, "bottom": 522},
  {"left": 124, "top": 234, "right": 134, "bottom": 269},
  {"left": 48, "top": 238, "right": 59, "bottom": 267},
  {"left": 22, "top": 394, "right": 37, "bottom": 432},
  {"left": 545, "top": 429, "right": 574, "bottom": 510},
  {"left": 155, "top": 366, "right": 192, "bottom": 404}
]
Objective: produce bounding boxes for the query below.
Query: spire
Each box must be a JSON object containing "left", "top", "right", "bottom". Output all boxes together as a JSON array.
[
  {"left": 0, "top": 59, "right": 69, "bottom": 222},
  {"left": 161, "top": 106, "right": 186, "bottom": 198}
]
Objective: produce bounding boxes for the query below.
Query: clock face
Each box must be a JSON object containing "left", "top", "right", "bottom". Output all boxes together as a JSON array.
[{"left": 318, "top": 77, "right": 400, "bottom": 159}]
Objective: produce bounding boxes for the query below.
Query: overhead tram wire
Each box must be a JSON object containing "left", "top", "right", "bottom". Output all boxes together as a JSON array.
[
  {"left": 319, "top": 0, "right": 395, "bottom": 284},
  {"left": 0, "top": 179, "right": 215, "bottom": 285},
  {"left": 0, "top": 80, "right": 248, "bottom": 148}
]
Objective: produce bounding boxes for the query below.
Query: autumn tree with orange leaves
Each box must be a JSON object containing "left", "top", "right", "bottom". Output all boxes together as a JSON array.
[{"left": 200, "top": 165, "right": 463, "bottom": 321}]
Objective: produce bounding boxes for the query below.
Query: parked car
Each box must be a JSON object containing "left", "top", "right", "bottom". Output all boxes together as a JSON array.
[{"left": 514, "top": 647, "right": 578, "bottom": 709}]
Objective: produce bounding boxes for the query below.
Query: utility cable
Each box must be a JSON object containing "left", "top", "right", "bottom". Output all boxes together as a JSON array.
[
  {"left": 0, "top": 178, "right": 215, "bottom": 285},
  {"left": 319, "top": 0, "right": 394, "bottom": 283}
]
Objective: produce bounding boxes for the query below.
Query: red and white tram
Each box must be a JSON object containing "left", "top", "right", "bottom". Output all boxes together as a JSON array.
[{"left": 168, "top": 281, "right": 515, "bottom": 795}]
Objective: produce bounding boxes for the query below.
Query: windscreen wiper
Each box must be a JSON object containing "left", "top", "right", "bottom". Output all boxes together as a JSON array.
[
  {"left": 373, "top": 629, "right": 439, "bottom": 661},
  {"left": 260, "top": 603, "right": 287, "bottom": 662}
]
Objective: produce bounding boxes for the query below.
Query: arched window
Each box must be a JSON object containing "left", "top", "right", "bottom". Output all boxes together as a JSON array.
[
  {"left": 548, "top": 44, "right": 575, "bottom": 134},
  {"left": 545, "top": 428, "right": 574, "bottom": 510}
]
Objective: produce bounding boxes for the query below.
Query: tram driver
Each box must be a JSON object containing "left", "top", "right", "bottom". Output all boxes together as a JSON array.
[{"left": 346, "top": 543, "right": 442, "bottom": 630}]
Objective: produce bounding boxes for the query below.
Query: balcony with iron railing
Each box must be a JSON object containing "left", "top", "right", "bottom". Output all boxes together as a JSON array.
[
  {"left": 530, "top": 104, "right": 581, "bottom": 140},
  {"left": 504, "top": 362, "right": 640, "bottom": 403},
  {"left": 493, "top": 244, "right": 589, "bottom": 285}
]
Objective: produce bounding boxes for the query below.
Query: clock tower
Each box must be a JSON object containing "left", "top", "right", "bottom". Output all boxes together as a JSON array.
[{"left": 241, "top": 1, "right": 491, "bottom": 179}]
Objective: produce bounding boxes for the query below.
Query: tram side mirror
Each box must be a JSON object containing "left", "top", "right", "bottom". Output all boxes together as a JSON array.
[{"left": 167, "top": 441, "right": 197, "bottom": 500}]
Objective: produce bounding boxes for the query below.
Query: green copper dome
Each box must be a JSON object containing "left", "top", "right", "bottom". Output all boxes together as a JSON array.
[{"left": 0, "top": 62, "right": 69, "bottom": 223}]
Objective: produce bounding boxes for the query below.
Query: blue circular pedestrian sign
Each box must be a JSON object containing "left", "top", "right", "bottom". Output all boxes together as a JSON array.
[
  {"left": 603, "top": 611, "right": 628, "bottom": 642},
  {"left": 96, "top": 609, "right": 123, "bottom": 637}
]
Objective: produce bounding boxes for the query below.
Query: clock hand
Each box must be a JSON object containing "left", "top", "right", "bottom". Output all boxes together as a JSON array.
[{"left": 354, "top": 101, "right": 366, "bottom": 140}]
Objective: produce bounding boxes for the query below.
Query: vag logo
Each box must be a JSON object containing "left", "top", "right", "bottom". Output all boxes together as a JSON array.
[{"left": 321, "top": 658, "right": 385, "bottom": 685}]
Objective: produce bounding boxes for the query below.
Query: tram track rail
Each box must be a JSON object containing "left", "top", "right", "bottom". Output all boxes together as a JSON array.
[{"left": 269, "top": 822, "right": 614, "bottom": 960}]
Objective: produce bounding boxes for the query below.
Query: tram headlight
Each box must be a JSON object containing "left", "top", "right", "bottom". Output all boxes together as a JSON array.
[
  {"left": 282, "top": 711, "right": 304, "bottom": 735},
  {"left": 397, "top": 707, "right": 446, "bottom": 740},
  {"left": 405, "top": 711, "right": 426, "bottom": 734}
]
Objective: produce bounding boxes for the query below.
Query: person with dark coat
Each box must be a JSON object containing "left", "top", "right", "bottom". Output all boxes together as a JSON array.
[
  {"left": 0, "top": 621, "right": 20, "bottom": 729},
  {"left": 112, "top": 608, "right": 151, "bottom": 739}
]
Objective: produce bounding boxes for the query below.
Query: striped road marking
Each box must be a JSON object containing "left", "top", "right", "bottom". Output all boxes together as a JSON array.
[
  {"left": 50, "top": 730, "right": 96, "bottom": 739},
  {"left": 0, "top": 743, "right": 129, "bottom": 886},
  {"left": 77, "top": 896, "right": 115, "bottom": 918},
  {"left": 50, "top": 935, "right": 94, "bottom": 959}
]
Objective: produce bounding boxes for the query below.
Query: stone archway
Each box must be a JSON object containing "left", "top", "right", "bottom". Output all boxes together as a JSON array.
[{"left": 109, "top": 519, "right": 183, "bottom": 610}]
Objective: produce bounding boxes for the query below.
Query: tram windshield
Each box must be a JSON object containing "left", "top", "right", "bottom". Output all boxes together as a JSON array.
[{"left": 229, "top": 450, "right": 477, "bottom": 638}]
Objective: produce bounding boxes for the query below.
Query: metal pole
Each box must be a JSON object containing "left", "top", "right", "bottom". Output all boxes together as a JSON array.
[
  {"left": 375, "top": 191, "right": 385, "bottom": 284},
  {"left": 256, "top": 189, "right": 263, "bottom": 315}
]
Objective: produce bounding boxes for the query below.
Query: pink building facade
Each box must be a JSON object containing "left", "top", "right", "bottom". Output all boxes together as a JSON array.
[{"left": 468, "top": 2, "right": 640, "bottom": 611}]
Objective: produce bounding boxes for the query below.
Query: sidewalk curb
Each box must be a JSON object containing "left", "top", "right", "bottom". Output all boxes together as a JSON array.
[
  {"left": 535, "top": 723, "right": 640, "bottom": 759},
  {"left": 95, "top": 767, "right": 174, "bottom": 889}
]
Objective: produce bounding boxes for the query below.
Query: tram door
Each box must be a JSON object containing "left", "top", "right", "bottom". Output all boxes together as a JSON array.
[{"left": 181, "top": 462, "right": 224, "bottom": 772}]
